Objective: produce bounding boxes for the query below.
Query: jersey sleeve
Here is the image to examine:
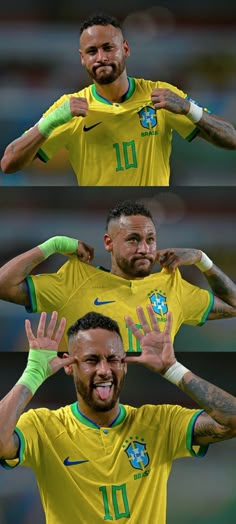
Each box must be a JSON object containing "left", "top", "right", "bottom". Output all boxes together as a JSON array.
[
  {"left": 25, "top": 257, "right": 79, "bottom": 314},
  {"left": 164, "top": 405, "right": 208, "bottom": 460},
  {"left": 175, "top": 270, "right": 214, "bottom": 326},
  {"left": 0, "top": 410, "right": 42, "bottom": 470}
]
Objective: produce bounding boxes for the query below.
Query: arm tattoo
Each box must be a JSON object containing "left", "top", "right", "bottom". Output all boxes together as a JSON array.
[
  {"left": 180, "top": 374, "right": 236, "bottom": 442},
  {"left": 198, "top": 113, "right": 236, "bottom": 148},
  {"left": 206, "top": 269, "right": 236, "bottom": 302},
  {"left": 193, "top": 412, "right": 225, "bottom": 441},
  {"left": 15, "top": 386, "right": 31, "bottom": 419}
]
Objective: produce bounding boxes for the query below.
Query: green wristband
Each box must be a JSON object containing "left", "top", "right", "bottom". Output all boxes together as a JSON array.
[
  {"left": 38, "top": 99, "right": 72, "bottom": 137},
  {"left": 16, "top": 349, "right": 57, "bottom": 395},
  {"left": 38, "top": 236, "right": 78, "bottom": 259}
]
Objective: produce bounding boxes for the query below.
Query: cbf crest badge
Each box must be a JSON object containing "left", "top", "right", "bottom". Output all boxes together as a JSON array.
[
  {"left": 138, "top": 106, "right": 157, "bottom": 129},
  {"left": 148, "top": 289, "right": 168, "bottom": 316},
  {"left": 123, "top": 438, "right": 150, "bottom": 470}
]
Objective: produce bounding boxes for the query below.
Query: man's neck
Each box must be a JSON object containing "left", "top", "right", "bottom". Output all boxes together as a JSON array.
[
  {"left": 94, "top": 73, "right": 130, "bottom": 104},
  {"left": 77, "top": 400, "right": 121, "bottom": 428}
]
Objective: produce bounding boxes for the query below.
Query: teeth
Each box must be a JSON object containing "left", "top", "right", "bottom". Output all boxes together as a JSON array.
[{"left": 95, "top": 382, "right": 112, "bottom": 387}]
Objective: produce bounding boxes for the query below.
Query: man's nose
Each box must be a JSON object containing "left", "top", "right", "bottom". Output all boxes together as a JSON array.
[
  {"left": 137, "top": 240, "right": 148, "bottom": 253},
  {"left": 96, "top": 49, "right": 108, "bottom": 62},
  {"left": 96, "top": 359, "right": 111, "bottom": 375}
]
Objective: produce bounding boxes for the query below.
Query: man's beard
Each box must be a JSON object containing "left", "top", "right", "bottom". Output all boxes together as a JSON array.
[
  {"left": 117, "top": 256, "right": 154, "bottom": 278},
  {"left": 89, "top": 57, "right": 126, "bottom": 85},
  {"left": 74, "top": 375, "right": 125, "bottom": 412}
]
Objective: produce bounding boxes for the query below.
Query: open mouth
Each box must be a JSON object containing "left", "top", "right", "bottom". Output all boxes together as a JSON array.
[{"left": 93, "top": 381, "right": 113, "bottom": 400}]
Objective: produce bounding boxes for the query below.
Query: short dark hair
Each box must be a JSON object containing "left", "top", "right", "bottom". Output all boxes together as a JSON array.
[
  {"left": 106, "top": 200, "right": 154, "bottom": 230},
  {"left": 80, "top": 13, "right": 122, "bottom": 36},
  {"left": 67, "top": 311, "right": 122, "bottom": 341}
]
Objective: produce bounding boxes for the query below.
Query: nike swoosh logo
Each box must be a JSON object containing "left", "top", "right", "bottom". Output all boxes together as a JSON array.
[
  {"left": 83, "top": 122, "right": 102, "bottom": 132},
  {"left": 64, "top": 457, "right": 89, "bottom": 466},
  {"left": 94, "top": 298, "right": 116, "bottom": 306}
]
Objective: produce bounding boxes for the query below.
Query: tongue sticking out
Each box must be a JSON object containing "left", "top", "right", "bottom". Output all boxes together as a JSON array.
[{"left": 96, "top": 386, "right": 111, "bottom": 400}]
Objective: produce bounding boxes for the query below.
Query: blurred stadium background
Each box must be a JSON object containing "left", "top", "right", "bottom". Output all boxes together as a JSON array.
[{"left": 0, "top": 0, "right": 235, "bottom": 186}]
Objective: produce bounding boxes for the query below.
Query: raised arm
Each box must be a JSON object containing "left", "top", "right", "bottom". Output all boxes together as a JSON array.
[
  {"left": 156, "top": 248, "right": 236, "bottom": 319},
  {"left": 1, "top": 97, "right": 88, "bottom": 173},
  {"left": 0, "top": 311, "right": 76, "bottom": 460},
  {"left": 151, "top": 88, "right": 236, "bottom": 150},
  {"left": 0, "top": 236, "right": 94, "bottom": 306},
  {"left": 125, "top": 305, "right": 236, "bottom": 446}
]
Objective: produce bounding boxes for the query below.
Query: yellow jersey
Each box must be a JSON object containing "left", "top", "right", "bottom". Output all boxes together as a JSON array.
[
  {"left": 26, "top": 258, "right": 213, "bottom": 352},
  {"left": 37, "top": 78, "right": 199, "bottom": 186},
  {"left": 1, "top": 403, "right": 207, "bottom": 523}
]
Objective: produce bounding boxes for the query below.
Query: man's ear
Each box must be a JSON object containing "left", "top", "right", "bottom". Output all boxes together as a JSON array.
[
  {"left": 62, "top": 353, "right": 74, "bottom": 375},
  {"left": 104, "top": 233, "right": 113, "bottom": 252},
  {"left": 123, "top": 39, "right": 130, "bottom": 58},
  {"left": 79, "top": 49, "right": 85, "bottom": 66}
]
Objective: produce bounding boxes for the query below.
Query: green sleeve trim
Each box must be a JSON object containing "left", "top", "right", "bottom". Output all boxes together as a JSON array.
[
  {"left": 185, "top": 127, "right": 200, "bottom": 142},
  {"left": 186, "top": 409, "right": 209, "bottom": 457},
  {"left": 0, "top": 427, "right": 25, "bottom": 470},
  {"left": 198, "top": 291, "right": 214, "bottom": 326},
  {"left": 25, "top": 275, "right": 38, "bottom": 313},
  {"left": 37, "top": 148, "right": 49, "bottom": 163}
]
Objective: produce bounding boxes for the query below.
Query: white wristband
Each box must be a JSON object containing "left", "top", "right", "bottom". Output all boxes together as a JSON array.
[
  {"left": 163, "top": 361, "right": 189, "bottom": 385},
  {"left": 186, "top": 101, "right": 203, "bottom": 124},
  {"left": 195, "top": 251, "right": 213, "bottom": 272}
]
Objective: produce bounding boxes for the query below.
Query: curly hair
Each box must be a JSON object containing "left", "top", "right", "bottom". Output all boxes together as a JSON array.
[
  {"left": 106, "top": 200, "right": 154, "bottom": 230},
  {"left": 67, "top": 311, "right": 122, "bottom": 341},
  {"left": 80, "top": 13, "right": 122, "bottom": 36}
]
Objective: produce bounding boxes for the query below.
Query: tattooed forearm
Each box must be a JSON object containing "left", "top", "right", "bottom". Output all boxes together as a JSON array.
[
  {"left": 15, "top": 386, "right": 32, "bottom": 419},
  {"left": 179, "top": 373, "right": 236, "bottom": 443},
  {"left": 210, "top": 305, "right": 236, "bottom": 319},
  {"left": 0, "top": 385, "right": 32, "bottom": 459},
  {"left": 198, "top": 113, "right": 236, "bottom": 149},
  {"left": 180, "top": 375, "right": 236, "bottom": 416},
  {"left": 206, "top": 268, "right": 236, "bottom": 305},
  {"left": 193, "top": 412, "right": 226, "bottom": 441}
]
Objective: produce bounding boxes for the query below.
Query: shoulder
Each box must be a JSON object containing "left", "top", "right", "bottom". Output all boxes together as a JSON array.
[
  {"left": 43, "top": 86, "right": 93, "bottom": 115},
  {"left": 157, "top": 80, "right": 188, "bottom": 98},
  {"left": 57, "top": 257, "right": 99, "bottom": 275}
]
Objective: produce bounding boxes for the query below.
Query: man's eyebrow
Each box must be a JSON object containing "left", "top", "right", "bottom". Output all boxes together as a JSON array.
[{"left": 86, "top": 41, "right": 111, "bottom": 51}]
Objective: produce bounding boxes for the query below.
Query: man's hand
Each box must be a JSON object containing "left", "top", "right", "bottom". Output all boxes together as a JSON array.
[
  {"left": 25, "top": 311, "right": 75, "bottom": 375},
  {"left": 151, "top": 88, "right": 190, "bottom": 115},
  {"left": 77, "top": 241, "right": 94, "bottom": 263},
  {"left": 70, "top": 96, "right": 88, "bottom": 118},
  {"left": 125, "top": 305, "right": 175, "bottom": 373},
  {"left": 156, "top": 248, "right": 202, "bottom": 272}
]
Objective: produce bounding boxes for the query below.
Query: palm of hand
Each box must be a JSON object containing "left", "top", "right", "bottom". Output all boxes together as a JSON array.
[{"left": 137, "top": 331, "right": 174, "bottom": 373}]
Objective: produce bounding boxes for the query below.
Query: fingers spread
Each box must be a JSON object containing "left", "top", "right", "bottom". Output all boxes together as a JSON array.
[
  {"left": 54, "top": 317, "right": 67, "bottom": 346},
  {"left": 36, "top": 312, "right": 47, "bottom": 338}
]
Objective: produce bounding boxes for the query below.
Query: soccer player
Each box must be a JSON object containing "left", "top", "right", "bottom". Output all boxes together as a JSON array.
[
  {"left": 1, "top": 13, "right": 235, "bottom": 186},
  {"left": 1, "top": 307, "right": 236, "bottom": 523},
  {"left": 0, "top": 200, "right": 236, "bottom": 352}
]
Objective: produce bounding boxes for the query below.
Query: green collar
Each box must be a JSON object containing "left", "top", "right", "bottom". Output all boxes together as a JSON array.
[
  {"left": 91, "top": 77, "right": 135, "bottom": 104},
  {"left": 71, "top": 402, "right": 127, "bottom": 428}
]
